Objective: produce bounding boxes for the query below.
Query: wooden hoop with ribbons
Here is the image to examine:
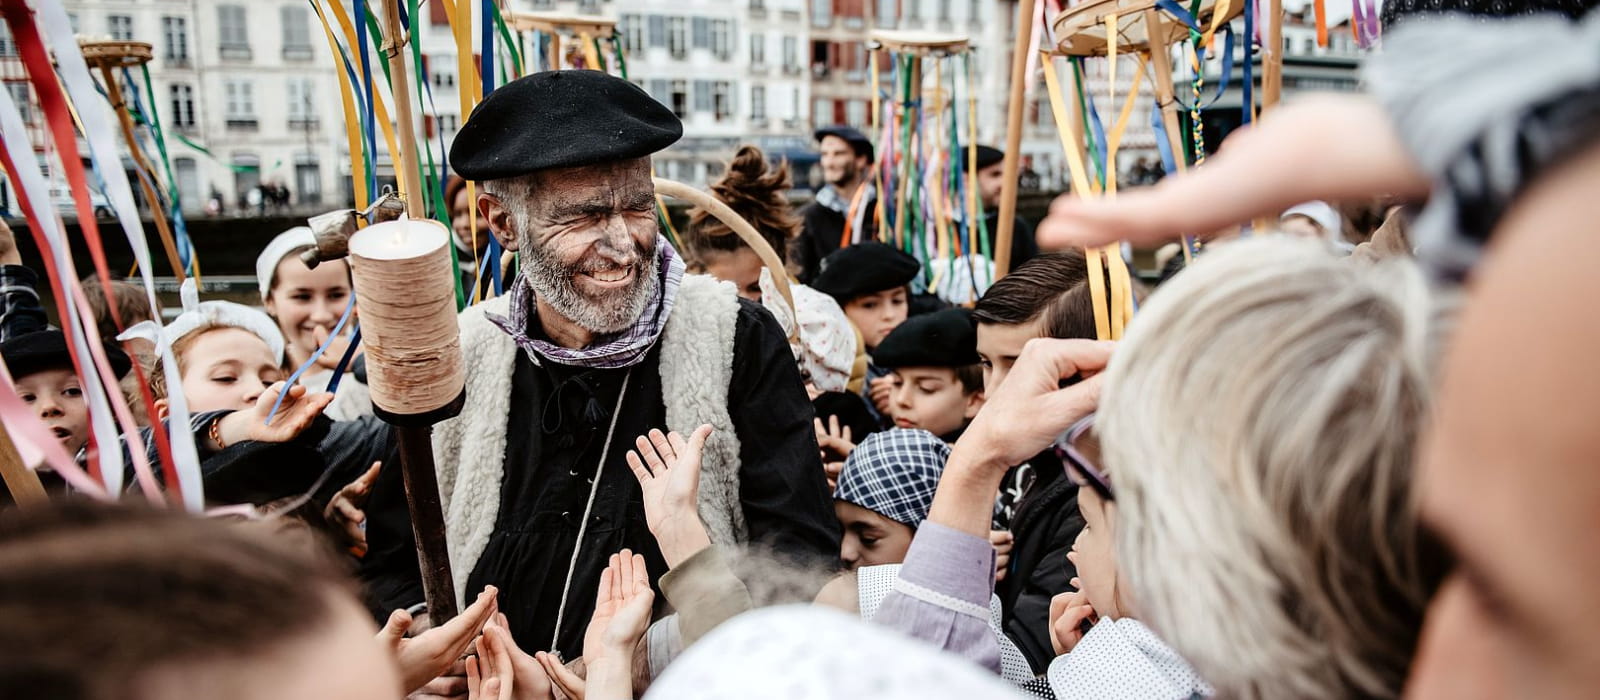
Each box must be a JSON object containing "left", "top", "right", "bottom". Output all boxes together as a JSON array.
[{"left": 651, "top": 177, "right": 800, "bottom": 345}]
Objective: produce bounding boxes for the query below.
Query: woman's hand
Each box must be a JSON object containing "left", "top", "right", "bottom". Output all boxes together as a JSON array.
[
  {"left": 212, "top": 381, "right": 333, "bottom": 449},
  {"left": 1036, "top": 94, "right": 1428, "bottom": 251},
  {"left": 951, "top": 339, "right": 1112, "bottom": 476},
  {"left": 378, "top": 586, "right": 499, "bottom": 694},
  {"left": 1049, "top": 586, "right": 1099, "bottom": 656},
  {"left": 325, "top": 461, "right": 382, "bottom": 554},
  {"left": 930, "top": 339, "right": 1113, "bottom": 538},
  {"left": 626, "top": 427, "right": 713, "bottom": 568}
]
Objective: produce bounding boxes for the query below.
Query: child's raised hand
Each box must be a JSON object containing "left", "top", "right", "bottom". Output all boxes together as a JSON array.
[
  {"left": 869, "top": 376, "right": 895, "bottom": 417},
  {"left": 210, "top": 382, "right": 333, "bottom": 450},
  {"left": 626, "top": 425, "right": 713, "bottom": 568},
  {"left": 325, "top": 461, "right": 382, "bottom": 554}
]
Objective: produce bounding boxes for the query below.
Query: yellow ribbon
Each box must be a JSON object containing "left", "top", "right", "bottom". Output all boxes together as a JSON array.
[
  {"left": 312, "top": 0, "right": 368, "bottom": 210},
  {"left": 1040, "top": 53, "right": 1095, "bottom": 199},
  {"left": 323, "top": 0, "right": 408, "bottom": 205}
]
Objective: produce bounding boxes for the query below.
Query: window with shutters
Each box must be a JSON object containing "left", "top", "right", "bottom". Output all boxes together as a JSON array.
[
  {"left": 877, "top": 0, "right": 899, "bottom": 28},
  {"left": 224, "top": 80, "right": 256, "bottom": 129},
  {"left": 162, "top": 17, "right": 189, "bottom": 66},
  {"left": 847, "top": 99, "right": 867, "bottom": 128},
  {"left": 782, "top": 36, "right": 799, "bottom": 74},
  {"left": 0, "top": 26, "right": 13, "bottom": 57},
  {"left": 282, "top": 6, "right": 314, "bottom": 60},
  {"left": 711, "top": 20, "right": 731, "bottom": 60},
  {"left": 812, "top": 0, "right": 832, "bottom": 28},
  {"left": 108, "top": 15, "right": 134, "bottom": 42},
  {"left": 622, "top": 15, "right": 644, "bottom": 53},
  {"left": 648, "top": 15, "right": 666, "bottom": 48},
  {"left": 6, "top": 83, "right": 29, "bottom": 123},
  {"left": 693, "top": 80, "right": 712, "bottom": 113},
  {"left": 938, "top": 0, "right": 951, "bottom": 22},
  {"left": 218, "top": 6, "right": 250, "bottom": 60},
  {"left": 751, "top": 85, "right": 766, "bottom": 122},
  {"left": 287, "top": 79, "right": 317, "bottom": 129},
  {"left": 691, "top": 17, "right": 710, "bottom": 49},
  {"left": 812, "top": 98, "right": 830, "bottom": 128},
  {"left": 649, "top": 79, "right": 669, "bottom": 105},
  {"left": 668, "top": 17, "right": 687, "bottom": 58},
  {"left": 968, "top": 0, "right": 981, "bottom": 24},
  {"left": 840, "top": 0, "right": 865, "bottom": 28},
  {"left": 750, "top": 34, "right": 766, "bottom": 66},
  {"left": 670, "top": 80, "right": 688, "bottom": 118},
  {"left": 169, "top": 83, "right": 196, "bottom": 129},
  {"left": 716, "top": 82, "right": 734, "bottom": 120}
]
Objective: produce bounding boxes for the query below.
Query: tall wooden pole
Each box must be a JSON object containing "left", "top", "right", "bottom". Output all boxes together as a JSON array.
[
  {"left": 1262, "top": 0, "right": 1284, "bottom": 111},
  {"left": 994, "top": 0, "right": 1037, "bottom": 278},
  {"left": 380, "top": 0, "right": 459, "bottom": 626},
  {"left": 0, "top": 422, "right": 46, "bottom": 508},
  {"left": 97, "top": 65, "right": 186, "bottom": 281}
]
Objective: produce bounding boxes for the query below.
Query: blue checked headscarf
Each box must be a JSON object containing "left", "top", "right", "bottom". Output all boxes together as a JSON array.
[{"left": 834, "top": 429, "right": 950, "bottom": 529}]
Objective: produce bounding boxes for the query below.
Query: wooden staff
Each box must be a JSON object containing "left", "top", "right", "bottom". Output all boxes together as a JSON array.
[
  {"left": 80, "top": 42, "right": 185, "bottom": 281},
  {"left": 1262, "top": 0, "right": 1284, "bottom": 111},
  {"left": 377, "top": 0, "right": 461, "bottom": 626},
  {"left": 0, "top": 422, "right": 46, "bottom": 509},
  {"left": 995, "top": 0, "right": 1036, "bottom": 279}
]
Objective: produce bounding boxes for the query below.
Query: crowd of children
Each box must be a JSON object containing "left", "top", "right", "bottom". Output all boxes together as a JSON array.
[{"left": 2, "top": 4, "right": 1599, "bottom": 699}]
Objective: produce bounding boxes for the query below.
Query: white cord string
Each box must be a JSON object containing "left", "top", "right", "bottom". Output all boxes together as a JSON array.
[{"left": 549, "top": 368, "right": 633, "bottom": 653}]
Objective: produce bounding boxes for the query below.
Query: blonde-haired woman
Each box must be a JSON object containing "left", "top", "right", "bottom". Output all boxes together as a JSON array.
[
  {"left": 872, "top": 236, "right": 1448, "bottom": 699},
  {"left": 1095, "top": 236, "right": 1451, "bottom": 698}
]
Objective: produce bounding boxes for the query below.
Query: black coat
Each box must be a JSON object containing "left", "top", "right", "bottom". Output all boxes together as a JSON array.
[
  {"left": 997, "top": 454, "right": 1084, "bottom": 673},
  {"left": 793, "top": 201, "right": 849, "bottom": 284},
  {"left": 357, "top": 299, "right": 841, "bottom": 659}
]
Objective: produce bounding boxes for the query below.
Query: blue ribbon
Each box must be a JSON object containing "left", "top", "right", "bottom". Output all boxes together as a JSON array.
[
  {"left": 266, "top": 293, "right": 358, "bottom": 424},
  {"left": 354, "top": 0, "right": 379, "bottom": 198},
  {"left": 481, "top": 0, "right": 495, "bottom": 93},
  {"left": 1241, "top": 0, "right": 1255, "bottom": 127},
  {"left": 324, "top": 325, "right": 362, "bottom": 394},
  {"left": 1155, "top": 0, "right": 1202, "bottom": 30}
]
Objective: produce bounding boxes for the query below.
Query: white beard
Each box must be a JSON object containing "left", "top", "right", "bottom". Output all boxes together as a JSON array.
[{"left": 522, "top": 236, "right": 660, "bottom": 335}]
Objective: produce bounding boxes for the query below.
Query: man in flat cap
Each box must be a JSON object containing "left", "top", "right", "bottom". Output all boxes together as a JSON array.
[
  {"left": 359, "top": 70, "right": 839, "bottom": 667},
  {"left": 793, "top": 126, "right": 879, "bottom": 283},
  {"left": 966, "top": 145, "right": 1039, "bottom": 270}
]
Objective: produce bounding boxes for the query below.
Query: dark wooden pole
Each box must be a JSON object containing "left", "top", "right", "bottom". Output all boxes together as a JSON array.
[{"left": 395, "top": 424, "right": 458, "bottom": 625}]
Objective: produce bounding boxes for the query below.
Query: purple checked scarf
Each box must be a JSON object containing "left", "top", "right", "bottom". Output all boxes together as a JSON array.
[{"left": 486, "top": 236, "right": 685, "bottom": 369}]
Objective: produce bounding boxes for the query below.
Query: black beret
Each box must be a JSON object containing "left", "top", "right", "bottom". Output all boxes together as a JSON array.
[
  {"left": 814, "top": 125, "right": 875, "bottom": 164},
  {"left": 960, "top": 145, "right": 1005, "bottom": 170},
  {"left": 0, "top": 329, "right": 131, "bottom": 380},
  {"left": 811, "top": 242, "right": 920, "bottom": 304},
  {"left": 449, "top": 70, "right": 683, "bottom": 180},
  {"left": 873, "top": 308, "right": 980, "bottom": 370}
]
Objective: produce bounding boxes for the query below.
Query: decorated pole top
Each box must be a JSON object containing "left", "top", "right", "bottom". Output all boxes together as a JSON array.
[
  {"left": 1051, "top": 0, "right": 1245, "bottom": 56},
  {"left": 867, "top": 29, "right": 971, "bottom": 57},
  {"left": 509, "top": 11, "right": 617, "bottom": 39},
  {"left": 77, "top": 39, "right": 153, "bottom": 69}
]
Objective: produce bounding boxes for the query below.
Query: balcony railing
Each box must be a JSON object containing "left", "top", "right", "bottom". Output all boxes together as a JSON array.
[
  {"left": 219, "top": 44, "right": 252, "bottom": 61},
  {"left": 225, "top": 117, "right": 258, "bottom": 130}
]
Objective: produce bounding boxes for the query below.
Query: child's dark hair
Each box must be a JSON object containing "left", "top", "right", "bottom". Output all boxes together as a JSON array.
[
  {"left": 973, "top": 250, "right": 1140, "bottom": 341},
  {"left": 80, "top": 276, "right": 156, "bottom": 344},
  {"left": 685, "top": 145, "right": 798, "bottom": 266},
  {"left": 955, "top": 363, "right": 984, "bottom": 394}
]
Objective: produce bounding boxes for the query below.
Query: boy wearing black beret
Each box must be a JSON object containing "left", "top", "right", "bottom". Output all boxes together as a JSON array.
[
  {"left": 2, "top": 329, "right": 132, "bottom": 458},
  {"left": 871, "top": 307, "right": 986, "bottom": 442},
  {"left": 811, "top": 242, "right": 920, "bottom": 354}
]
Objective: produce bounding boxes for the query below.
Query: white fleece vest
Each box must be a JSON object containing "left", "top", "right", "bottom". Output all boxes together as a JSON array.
[{"left": 431, "top": 274, "right": 748, "bottom": 605}]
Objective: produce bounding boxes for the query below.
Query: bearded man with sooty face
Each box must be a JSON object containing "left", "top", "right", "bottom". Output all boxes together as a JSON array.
[{"left": 357, "top": 71, "right": 840, "bottom": 666}]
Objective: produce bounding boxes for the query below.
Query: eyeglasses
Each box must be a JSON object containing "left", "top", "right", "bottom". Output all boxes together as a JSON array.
[{"left": 1054, "top": 413, "right": 1113, "bottom": 502}]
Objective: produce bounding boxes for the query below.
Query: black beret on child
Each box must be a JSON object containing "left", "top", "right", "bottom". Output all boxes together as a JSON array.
[
  {"left": 0, "top": 329, "right": 131, "bottom": 380},
  {"left": 810, "top": 242, "right": 921, "bottom": 305},
  {"left": 449, "top": 70, "right": 684, "bottom": 180},
  {"left": 873, "top": 308, "right": 980, "bottom": 369},
  {"left": 961, "top": 145, "right": 1005, "bottom": 171}
]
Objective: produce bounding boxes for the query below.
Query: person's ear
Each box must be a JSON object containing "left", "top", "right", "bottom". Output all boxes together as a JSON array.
[
  {"left": 477, "top": 191, "right": 519, "bottom": 252},
  {"left": 964, "top": 389, "right": 986, "bottom": 419},
  {"left": 154, "top": 398, "right": 170, "bottom": 422}
]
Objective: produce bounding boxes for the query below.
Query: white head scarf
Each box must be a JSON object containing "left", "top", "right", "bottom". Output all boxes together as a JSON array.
[
  {"left": 163, "top": 279, "right": 286, "bottom": 364},
  {"left": 254, "top": 226, "right": 316, "bottom": 301},
  {"left": 758, "top": 270, "right": 857, "bottom": 393}
]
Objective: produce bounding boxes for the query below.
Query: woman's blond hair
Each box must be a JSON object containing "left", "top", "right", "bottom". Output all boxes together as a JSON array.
[{"left": 1100, "top": 237, "right": 1450, "bottom": 699}]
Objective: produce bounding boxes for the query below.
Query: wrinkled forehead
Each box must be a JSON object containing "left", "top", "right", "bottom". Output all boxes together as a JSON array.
[{"left": 529, "top": 158, "right": 655, "bottom": 208}]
